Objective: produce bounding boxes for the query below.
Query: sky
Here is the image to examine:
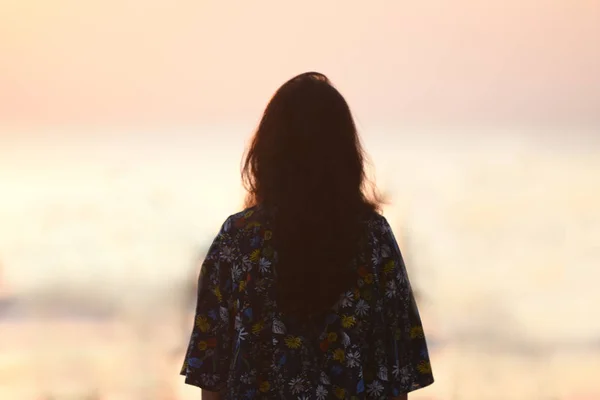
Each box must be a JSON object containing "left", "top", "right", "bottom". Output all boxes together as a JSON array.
[
  {"left": 1, "top": 0, "right": 599, "bottom": 129},
  {"left": 0, "top": 1, "right": 599, "bottom": 344}
]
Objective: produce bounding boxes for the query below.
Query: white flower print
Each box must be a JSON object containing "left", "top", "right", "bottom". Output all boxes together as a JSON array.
[
  {"left": 371, "top": 232, "right": 380, "bottom": 245},
  {"left": 234, "top": 314, "right": 243, "bottom": 329},
  {"left": 219, "top": 306, "right": 228, "bottom": 321},
  {"left": 355, "top": 299, "right": 370, "bottom": 316},
  {"left": 340, "top": 290, "right": 355, "bottom": 308},
  {"left": 255, "top": 278, "right": 267, "bottom": 293},
  {"left": 346, "top": 351, "right": 360, "bottom": 368},
  {"left": 401, "top": 370, "right": 412, "bottom": 386},
  {"left": 221, "top": 245, "right": 234, "bottom": 262},
  {"left": 231, "top": 264, "right": 242, "bottom": 280},
  {"left": 395, "top": 267, "right": 406, "bottom": 282},
  {"left": 381, "top": 219, "right": 392, "bottom": 233},
  {"left": 341, "top": 331, "right": 351, "bottom": 348},
  {"left": 272, "top": 319, "right": 287, "bottom": 334},
  {"left": 381, "top": 243, "right": 392, "bottom": 258},
  {"left": 320, "top": 372, "right": 331, "bottom": 385},
  {"left": 288, "top": 377, "right": 306, "bottom": 394},
  {"left": 270, "top": 360, "right": 280, "bottom": 372},
  {"left": 392, "top": 362, "right": 401, "bottom": 379},
  {"left": 375, "top": 298, "right": 384, "bottom": 313},
  {"left": 377, "top": 365, "right": 389, "bottom": 381},
  {"left": 237, "top": 327, "right": 248, "bottom": 341},
  {"left": 259, "top": 257, "right": 271, "bottom": 273},
  {"left": 367, "top": 380, "right": 384, "bottom": 397},
  {"left": 200, "top": 373, "right": 219, "bottom": 386},
  {"left": 315, "top": 385, "right": 328, "bottom": 400},
  {"left": 385, "top": 279, "right": 398, "bottom": 298},
  {"left": 393, "top": 363, "right": 412, "bottom": 385},
  {"left": 241, "top": 255, "right": 252, "bottom": 270},
  {"left": 241, "top": 372, "right": 253, "bottom": 384},
  {"left": 181, "top": 212, "right": 433, "bottom": 400},
  {"left": 371, "top": 250, "right": 382, "bottom": 266}
]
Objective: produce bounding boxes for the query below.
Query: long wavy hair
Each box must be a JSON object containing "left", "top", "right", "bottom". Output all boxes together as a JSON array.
[{"left": 242, "top": 72, "right": 382, "bottom": 318}]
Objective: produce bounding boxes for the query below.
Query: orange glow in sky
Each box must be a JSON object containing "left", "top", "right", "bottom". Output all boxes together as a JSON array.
[{"left": 1, "top": 0, "right": 599, "bottom": 127}]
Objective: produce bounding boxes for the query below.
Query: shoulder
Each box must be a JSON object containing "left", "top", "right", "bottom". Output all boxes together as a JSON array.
[
  {"left": 228, "top": 206, "right": 260, "bottom": 222},
  {"left": 363, "top": 210, "right": 391, "bottom": 231},
  {"left": 219, "top": 205, "right": 269, "bottom": 234},
  {"left": 362, "top": 211, "right": 398, "bottom": 252}
]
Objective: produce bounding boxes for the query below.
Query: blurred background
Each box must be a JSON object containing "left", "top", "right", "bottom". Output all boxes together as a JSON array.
[{"left": 1, "top": 1, "right": 599, "bottom": 399}]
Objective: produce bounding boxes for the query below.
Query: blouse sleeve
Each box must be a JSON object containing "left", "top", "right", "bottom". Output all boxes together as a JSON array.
[
  {"left": 377, "top": 216, "right": 434, "bottom": 396},
  {"left": 180, "top": 217, "right": 235, "bottom": 391}
]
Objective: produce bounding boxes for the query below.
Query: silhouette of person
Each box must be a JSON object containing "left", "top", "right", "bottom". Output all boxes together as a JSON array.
[{"left": 180, "top": 72, "right": 434, "bottom": 400}]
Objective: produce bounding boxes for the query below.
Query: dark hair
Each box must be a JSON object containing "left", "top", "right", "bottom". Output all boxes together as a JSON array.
[{"left": 242, "top": 72, "right": 381, "bottom": 318}]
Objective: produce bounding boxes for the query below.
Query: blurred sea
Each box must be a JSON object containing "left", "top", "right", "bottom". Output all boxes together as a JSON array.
[{"left": 1, "top": 127, "right": 599, "bottom": 399}]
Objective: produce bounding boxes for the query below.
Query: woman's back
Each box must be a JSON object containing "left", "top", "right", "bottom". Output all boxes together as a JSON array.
[
  {"left": 181, "top": 71, "right": 433, "bottom": 399},
  {"left": 180, "top": 206, "right": 433, "bottom": 399}
]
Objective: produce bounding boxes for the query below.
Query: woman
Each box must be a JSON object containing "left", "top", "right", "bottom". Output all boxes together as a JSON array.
[{"left": 180, "top": 72, "right": 434, "bottom": 399}]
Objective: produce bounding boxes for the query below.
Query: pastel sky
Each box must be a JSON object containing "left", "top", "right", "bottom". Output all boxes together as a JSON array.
[
  {"left": 1, "top": 0, "right": 599, "bottom": 128},
  {"left": 0, "top": 2, "right": 599, "bottom": 346}
]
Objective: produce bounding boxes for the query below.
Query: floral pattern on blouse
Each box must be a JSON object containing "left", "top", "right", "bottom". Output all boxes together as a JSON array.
[{"left": 181, "top": 206, "right": 434, "bottom": 399}]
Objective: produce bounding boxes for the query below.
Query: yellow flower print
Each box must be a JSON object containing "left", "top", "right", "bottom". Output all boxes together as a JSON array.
[
  {"left": 284, "top": 335, "right": 302, "bottom": 349},
  {"left": 195, "top": 316, "right": 210, "bottom": 333},
  {"left": 417, "top": 360, "right": 432, "bottom": 374},
  {"left": 410, "top": 326, "right": 424, "bottom": 339},
  {"left": 239, "top": 280, "right": 246, "bottom": 292},
  {"left": 364, "top": 274, "right": 374, "bottom": 284},
  {"left": 354, "top": 288, "right": 360, "bottom": 299},
  {"left": 341, "top": 315, "right": 356, "bottom": 328},
  {"left": 264, "top": 230, "right": 273, "bottom": 240},
  {"left": 333, "top": 349, "right": 345, "bottom": 362},
  {"left": 244, "top": 210, "right": 254, "bottom": 218},
  {"left": 383, "top": 259, "right": 395, "bottom": 274},
  {"left": 252, "top": 321, "right": 264, "bottom": 335},
  {"left": 197, "top": 341, "right": 207, "bottom": 351},
  {"left": 213, "top": 287, "right": 222, "bottom": 302},
  {"left": 247, "top": 221, "right": 261, "bottom": 229},
  {"left": 259, "top": 381, "right": 270, "bottom": 392},
  {"left": 250, "top": 249, "right": 261, "bottom": 262},
  {"left": 334, "top": 386, "right": 346, "bottom": 399},
  {"left": 327, "top": 332, "right": 338, "bottom": 342}
]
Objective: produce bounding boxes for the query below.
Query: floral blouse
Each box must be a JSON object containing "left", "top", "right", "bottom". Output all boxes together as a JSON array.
[{"left": 181, "top": 206, "right": 434, "bottom": 399}]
